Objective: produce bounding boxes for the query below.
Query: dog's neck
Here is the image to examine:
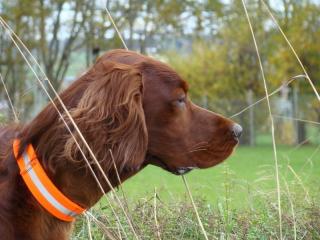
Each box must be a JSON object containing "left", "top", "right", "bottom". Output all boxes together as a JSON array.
[
  {"left": 31, "top": 141, "right": 141, "bottom": 208},
  {"left": 48, "top": 160, "right": 140, "bottom": 208},
  {"left": 12, "top": 140, "right": 142, "bottom": 239}
]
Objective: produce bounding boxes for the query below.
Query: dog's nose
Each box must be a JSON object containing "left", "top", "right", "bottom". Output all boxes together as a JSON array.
[{"left": 231, "top": 123, "right": 242, "bottom": 139}]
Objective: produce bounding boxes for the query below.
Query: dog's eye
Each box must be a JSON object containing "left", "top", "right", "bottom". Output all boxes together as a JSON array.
[
  {"left": 178, "top": 98, "right": 185, "bottom": 103},
  {"left": 174, "top": 96, "right": 186, "bottom": 108}
]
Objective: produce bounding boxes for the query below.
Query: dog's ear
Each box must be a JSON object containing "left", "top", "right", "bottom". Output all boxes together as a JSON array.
[{"left": 65, "top": 60, "right": 147, "bottom": 173}]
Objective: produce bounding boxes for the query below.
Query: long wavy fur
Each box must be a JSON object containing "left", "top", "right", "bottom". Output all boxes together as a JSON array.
[
  {"left": 17, "top": 60, "right": 147, "bottom": 179},
  {"left": 64, "top": 60, "right": 148, "bottom": 173}
]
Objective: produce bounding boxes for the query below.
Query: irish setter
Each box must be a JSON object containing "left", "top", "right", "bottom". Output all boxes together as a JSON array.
[{"left": 0, "top": 49, "right": 242, "bottom": 239}]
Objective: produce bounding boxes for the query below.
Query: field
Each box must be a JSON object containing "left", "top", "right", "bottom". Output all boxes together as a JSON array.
[
  {"left": 121, "top": 144, "right": 320, "bottom": 208},
  {"left": 72, "top": 144, "right": 320, "bottom": 239}
]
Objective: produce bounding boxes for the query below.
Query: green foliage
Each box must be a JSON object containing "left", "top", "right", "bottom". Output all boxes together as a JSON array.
[
  {"left": 162, "top": 1, "right": 320, "bottom": 145},
  {"left": 1, "top": 0, "right": 320, "bottom": 123},
  {"left": 72, "top": 195, "right": 320, "bottom": 239},
  {"left": 164, "top": 0, "right": 320, "bottom": 101},
  {"left": 268, "top": 1, "right": 320, "bottom": 93}
]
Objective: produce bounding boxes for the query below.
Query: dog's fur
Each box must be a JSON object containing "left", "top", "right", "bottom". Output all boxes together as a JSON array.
[{"left": 0, "top": 49, "right": 239, "bottom": 239}]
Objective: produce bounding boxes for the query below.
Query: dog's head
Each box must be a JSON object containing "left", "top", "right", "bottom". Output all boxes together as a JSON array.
[
  {"left": 96, "top": 50, "right": 242, "bottom": 175},
  {"left": 17, "top": 49, "right": 242, "bottom": 209}
]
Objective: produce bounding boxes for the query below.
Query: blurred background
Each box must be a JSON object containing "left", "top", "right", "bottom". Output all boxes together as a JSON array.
[
  {"left": 0, "top": 0, "right": 319, "bottom": 238},
  {"left": 1, "top": 0, "right": 319, "bottom": 146}
]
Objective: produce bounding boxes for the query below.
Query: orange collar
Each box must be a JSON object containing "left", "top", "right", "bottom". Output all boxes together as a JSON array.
[{"left": 13, "top": 139, "right": 85, "bottom": 222}]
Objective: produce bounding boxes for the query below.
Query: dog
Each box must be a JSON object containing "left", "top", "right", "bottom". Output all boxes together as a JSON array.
[{"left": 0, "top": 49, "right": 242, "bottom": 239}]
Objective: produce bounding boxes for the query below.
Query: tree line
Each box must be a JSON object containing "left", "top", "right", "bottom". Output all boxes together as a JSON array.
[{"left": 0, "top": 0, "right": 319, "bottom": 144}]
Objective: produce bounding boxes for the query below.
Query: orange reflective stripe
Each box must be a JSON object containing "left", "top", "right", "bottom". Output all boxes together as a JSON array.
[
  {"left": 19, "top": 157, "right": 74, "bottom": 221},
  {"left": 13, "top": 139, "right": 85, "bottom": 222},
  {"left": 28, "top": 150, "right": 84, "bottom": 214}
]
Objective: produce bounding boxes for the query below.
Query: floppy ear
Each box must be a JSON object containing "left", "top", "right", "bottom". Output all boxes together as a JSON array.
[{"left": 65, "top": 60, "right": 147, "bottom": 173}]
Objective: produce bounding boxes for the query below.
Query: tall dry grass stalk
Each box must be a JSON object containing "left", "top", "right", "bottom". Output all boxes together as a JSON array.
[
  {"left": 153, "top": 188, "right": 161, "bottom": 240},
  {"left": 241, "top": 0, "right": 283, "bottom": 239},
  {"left": 283, "top": 180, "right": 297, "bottom": 240},
  {"left": 86, "top": 214, "right": 93, "bottom": 240},
  {"left": 182, "top": 175, "right": 209, "bottom": 240}
]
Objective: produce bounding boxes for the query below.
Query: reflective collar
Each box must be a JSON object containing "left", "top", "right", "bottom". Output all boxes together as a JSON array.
[{"left": 13, "top": 139, "right": 85, "bottom": 222}]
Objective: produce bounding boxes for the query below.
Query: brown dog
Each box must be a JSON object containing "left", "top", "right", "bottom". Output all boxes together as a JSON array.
[{"left": 0, "top": 49, "right": 242, "bottom": 239}]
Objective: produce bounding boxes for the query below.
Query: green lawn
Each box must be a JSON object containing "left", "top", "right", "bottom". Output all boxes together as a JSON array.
[
  {"left": 77, "top": 144, "right": 320, "bottom": 239},
  {"left": 121, "top": 145, "right": 320, "bottom": 208}
]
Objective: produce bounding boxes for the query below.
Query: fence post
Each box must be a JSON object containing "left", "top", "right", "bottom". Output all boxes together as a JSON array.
[
  {"left": 247, "top": 89, "right": 255, "bottom": 146},
  {"left": 292, "top": 85, "right": 299, "bottom": 144}
]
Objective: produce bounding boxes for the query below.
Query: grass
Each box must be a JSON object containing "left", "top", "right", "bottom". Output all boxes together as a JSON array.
[
  {"left": 120, "top": 145, "right": 320, "bottom": 208},
  {"left": 71, "top": 144, "right": 320, "bottom": 239},
  {"left": 73, "top": 198, "right": 320, "bottom": 239}
]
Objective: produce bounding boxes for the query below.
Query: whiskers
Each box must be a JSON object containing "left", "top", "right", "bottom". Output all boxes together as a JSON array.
[
  {"left": 187, "top": 139, "right": 235, "bottom": 154},
  {"left": 187, "top": 141, "right": 209, "bottom": 153}
]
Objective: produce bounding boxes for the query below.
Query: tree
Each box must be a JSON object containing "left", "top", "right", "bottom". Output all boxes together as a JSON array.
[
  {"left": 0, "top": 0, "right": 39, "bottom": 119},
  {"left": 267, "top": 0, "right": 320, "bottom": 144},
  {"left": 37, "top": 0, "right": 92, "bottom": 92},
  {"left": 1, "top": 0, "right": 94, "bottom": 119}
]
